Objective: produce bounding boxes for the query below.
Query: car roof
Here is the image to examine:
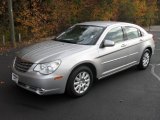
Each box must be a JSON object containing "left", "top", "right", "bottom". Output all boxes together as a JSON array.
[{"left": 77, "top": 21, "right": 131, "bottom": 27}]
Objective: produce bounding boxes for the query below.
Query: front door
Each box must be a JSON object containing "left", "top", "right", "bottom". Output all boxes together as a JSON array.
[{"left": 98, "top": 26, "right": 136, "bottom": 78}]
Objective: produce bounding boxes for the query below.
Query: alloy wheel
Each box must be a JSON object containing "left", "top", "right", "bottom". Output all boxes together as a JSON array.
[
  {"left": 142, "top": 52, "right": 150, "bottom": 67},
  {"left": 73, "top": 71, "right": 91, "bottom": 94}
]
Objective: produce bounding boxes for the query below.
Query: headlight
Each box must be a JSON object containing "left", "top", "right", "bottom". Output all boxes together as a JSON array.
[{"left": 34, "top": 60, "right": 61, "bottom": 75}]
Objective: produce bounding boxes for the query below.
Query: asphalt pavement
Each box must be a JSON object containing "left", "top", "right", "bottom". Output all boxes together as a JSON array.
[{"left": 0, "top": 31, "right": 160, "bottom": 120}]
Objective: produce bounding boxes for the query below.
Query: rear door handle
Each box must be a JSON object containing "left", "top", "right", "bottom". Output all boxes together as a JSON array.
[
  {"left": 121, "top": 44, "right": 127, "bottom": 47},
  {"left": 140, "top": 39, "right": 143, "bottom": 42}
]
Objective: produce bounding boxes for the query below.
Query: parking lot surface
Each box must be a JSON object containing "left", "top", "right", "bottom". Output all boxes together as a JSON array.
[{"left": 0, "top": 31, "right": 160, "bottom": 120}]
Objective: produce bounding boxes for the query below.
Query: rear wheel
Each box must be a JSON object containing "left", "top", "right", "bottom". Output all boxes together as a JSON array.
[
  {"left": 138, "top": 49, "right": 151, "bottom": 70},
  {"left": 66, "top": 66, "right": 93, "bottom": 97}
]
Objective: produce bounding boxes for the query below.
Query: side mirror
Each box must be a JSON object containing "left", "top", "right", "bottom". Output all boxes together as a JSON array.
[{"left": 103, "top": 40, "right": 115, "bottom": 47}]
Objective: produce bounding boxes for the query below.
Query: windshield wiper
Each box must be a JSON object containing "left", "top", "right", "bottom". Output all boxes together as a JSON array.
[{"left": 54, "top": 39, "right": 76, "bottom": 44}]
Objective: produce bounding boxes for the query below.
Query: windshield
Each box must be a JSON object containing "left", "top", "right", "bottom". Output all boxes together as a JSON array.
[{"left": 55, "top": 25, "right": 104, "bottom": 45}]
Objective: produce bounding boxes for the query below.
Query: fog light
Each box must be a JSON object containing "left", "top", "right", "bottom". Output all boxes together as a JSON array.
[{"left": 36, "top": 88, "right": 45, "bottom": 95}]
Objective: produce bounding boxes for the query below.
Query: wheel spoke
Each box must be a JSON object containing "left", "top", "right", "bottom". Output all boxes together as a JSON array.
[
  {"left": 81, "top": 85, "right": 85, "bottom": 92},
  {"left": 84, "top": 74, "right": 89, "bottom": 79},
  {"left": 81, "top": 72, "right": 85, "bottom": 78},
  {"left": 85, "top": 78, "right": 90, "bottom": 82},
  {"left": 78, "top": 86, "right": 81, "bottom": 93},
  {"left": 78, "top": 73, "right": 82, "bottom": 79},
  {"left": 74, "top": 82, "right": 79, "bottom": 86},
  {"left": 75, "top": 85, "right": 80, "bottom": 90},
  {"left": 75, "top": 77, "right": 80, "bottom": 81}
]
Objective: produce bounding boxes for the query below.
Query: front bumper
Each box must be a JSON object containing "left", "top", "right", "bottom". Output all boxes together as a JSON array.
[{"left": 12, "top": 66, "right": 69, "bottom": 95}]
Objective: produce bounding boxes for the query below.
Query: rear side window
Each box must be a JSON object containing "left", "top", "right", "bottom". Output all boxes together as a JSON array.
[
  {"left": 124, "top": 26, "right": 140, "bottom": 40},
  {"left": 104, "top": 27, "right": 124, "bottom": 43},
  {"left": 138, "top": 29, "right": 144, "bottom": 37}
]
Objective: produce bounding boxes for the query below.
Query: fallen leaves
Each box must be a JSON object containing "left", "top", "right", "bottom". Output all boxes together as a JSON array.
[{"left": 0, "top": 80, "right": 5, "bottom": 85}]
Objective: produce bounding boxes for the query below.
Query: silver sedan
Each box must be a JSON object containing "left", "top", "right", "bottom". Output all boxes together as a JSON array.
[{"left": 12, "top": 21, "right": 155, "bottom": 97}]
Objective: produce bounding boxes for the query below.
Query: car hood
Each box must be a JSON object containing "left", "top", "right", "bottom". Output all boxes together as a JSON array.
[{"left": 17, "top": 40, "right": 91, "bottom": 63}]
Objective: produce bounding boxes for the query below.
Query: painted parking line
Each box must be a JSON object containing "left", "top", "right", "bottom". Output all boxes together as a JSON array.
[{"left": 151, "top": 64, "right": 160, "bottom": 81}]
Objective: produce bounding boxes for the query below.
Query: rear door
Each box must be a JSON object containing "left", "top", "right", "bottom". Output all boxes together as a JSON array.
[{"left": 122, "top": 26, "right": 143, "bottom": 63}]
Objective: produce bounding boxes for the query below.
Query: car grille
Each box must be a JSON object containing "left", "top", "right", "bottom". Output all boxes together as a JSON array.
[{"left": 14, "top": 57, "right": 33, "bottom": 72}]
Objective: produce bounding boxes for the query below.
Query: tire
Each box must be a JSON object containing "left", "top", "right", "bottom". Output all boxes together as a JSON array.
[
  {"left": 66, "top": 66, "right": 93, "bottom": 97},
  {"left": 138, "top": 49, "right": 151, "bottom": 70}
]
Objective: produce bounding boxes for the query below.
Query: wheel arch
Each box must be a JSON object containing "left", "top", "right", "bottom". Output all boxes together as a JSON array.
[
  {"left": 69, "top": 62, "right": 98, "bottom": 80},
  {"left": 139, "top": 46, "right": 152, "bottom": 62},
  {"left": 145, "top": 46, "right": 152, "bottom": 55}
]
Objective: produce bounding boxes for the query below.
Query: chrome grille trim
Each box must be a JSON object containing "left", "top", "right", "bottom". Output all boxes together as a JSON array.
[{"left": 14, "top": 57, "right": 33, "bottom": 72}]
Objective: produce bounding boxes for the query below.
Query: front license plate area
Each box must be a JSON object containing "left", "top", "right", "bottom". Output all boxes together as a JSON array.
[{"left": 12, "top": 73, "right": 19, "bottom": 83}]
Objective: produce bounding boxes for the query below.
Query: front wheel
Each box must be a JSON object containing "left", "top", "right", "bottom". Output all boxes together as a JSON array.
[
  {"left": 138, "top": 49, "right": 151, "bottom": 70},
  {"left": 66, "top": 66, "right": 93, "bottom": 97}
]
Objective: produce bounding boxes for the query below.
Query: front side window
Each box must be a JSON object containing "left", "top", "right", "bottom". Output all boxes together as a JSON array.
[
  {"left": 104, "top": 27, "right": 124, "bottom": 43},
  {"left": 124, "top": 26, "right": 140, "bottom": 40},
  {"left": 55, "top": 25, "right": 104, "bottom": 45}
]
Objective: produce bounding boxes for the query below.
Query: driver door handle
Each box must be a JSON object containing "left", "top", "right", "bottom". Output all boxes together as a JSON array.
[{"left": 121, "top": 44, "right": 127, "bottom": 47}]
